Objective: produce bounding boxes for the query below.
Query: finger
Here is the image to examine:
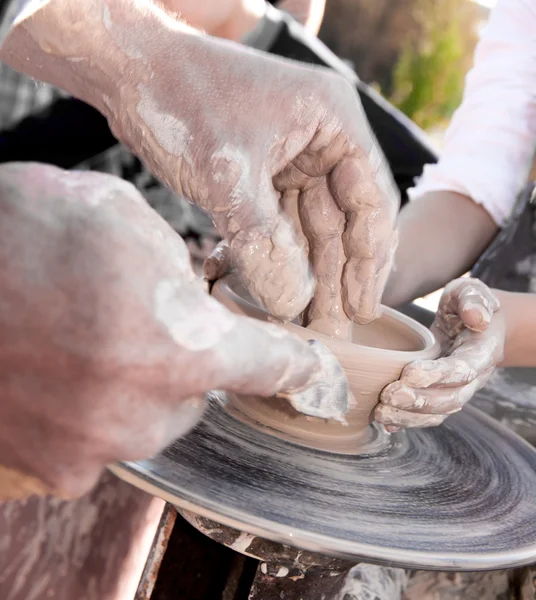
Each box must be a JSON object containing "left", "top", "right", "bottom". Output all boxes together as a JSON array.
[
  {"left": 456, "top": 279, "right": 501, "bottom": 332},
  {"left": 203, "top": 240, "right": 231, "bottom": 281},
  {"left": 229, "top": 214, "right": 314, "bottom": 321},
  {"left": 101, "top": 396, "right": 208, "bottom": 466},
  {"left": 380, "top": 368, "right": 493, "bottom": 415},
  {"left": 298, "top": 177, "right": 352, "bottom": 340},
  {"left": 277, "top": 339, "right": 349, "bottom": 422},
  {"left": 374, "top": 404, "right": 446, "bottom": 429},
  {"left": 209, "top": 158, "right": 313, "bottom": 321},
  {"left": 438, "top": 278, "right": 501, "bottom": 335},
  {"left": 330, "top": 148, "right": 399, "bottom": 324},
  {"left": 280, "top": 188, "right": 309, "bottom": 259},
  {"left": 158, "top": 272, "right": 348, "bottom": 418},
  {"left": 401, "top": 323, "right": 503, "bottom": 388},
  {"left": 194, "top": 302, "right": 349, "bottom": 421}
]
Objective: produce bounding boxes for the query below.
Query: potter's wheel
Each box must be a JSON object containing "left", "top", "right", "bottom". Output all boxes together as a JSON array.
[{"left": 111, "top": 394, "right": 536, "bottom": 571}]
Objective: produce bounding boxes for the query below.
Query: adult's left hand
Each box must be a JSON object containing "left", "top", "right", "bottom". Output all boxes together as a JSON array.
[{"left": 375, "top": 278, "right": 505, "bottom": 430}]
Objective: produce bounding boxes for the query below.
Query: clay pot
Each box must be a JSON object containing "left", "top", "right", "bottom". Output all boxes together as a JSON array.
[{"left": 212, "top": 275, "right": 440, "bottom": 453}]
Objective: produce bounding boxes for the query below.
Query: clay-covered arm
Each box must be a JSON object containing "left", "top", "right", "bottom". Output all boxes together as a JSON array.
[
  {"left": 0, "top": 0, "right": 197, "bottom": 118},
  {"left": 496, "top": 290, "right": 536, "bottom": 368},
  {"left": 382, "top": 191, "right": 498, "bottom": 307},
  {"left": 160, "top": 0, "right": 265, "bottom": 42}
]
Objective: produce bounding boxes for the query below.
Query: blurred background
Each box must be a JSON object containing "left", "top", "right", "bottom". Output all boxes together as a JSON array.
[{"left": 318, "top": 0, "right": 495, "bottom": 147}]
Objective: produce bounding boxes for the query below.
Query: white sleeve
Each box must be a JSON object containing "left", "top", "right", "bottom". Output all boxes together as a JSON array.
[{"left": 409, "top": 0, "right": 536, "bottom": 226}]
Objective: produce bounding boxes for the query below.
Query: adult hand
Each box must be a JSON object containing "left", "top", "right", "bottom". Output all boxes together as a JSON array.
[
  {"left": 0, "top": 163, "right": 338, "bottom": 500},
  {"left": 2, "top": 0, "right": 398, "bottom": 335},
  {"left": 375, "top": 278, "right": 505, "bottom": 430},
  {"left": 108, "top": 21, "right": 398, "bottom": 332}
]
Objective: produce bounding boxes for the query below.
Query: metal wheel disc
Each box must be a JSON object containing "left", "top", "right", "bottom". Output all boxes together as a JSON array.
[{"left": 111, "top": 397, "right": 536, "bottom": 571}]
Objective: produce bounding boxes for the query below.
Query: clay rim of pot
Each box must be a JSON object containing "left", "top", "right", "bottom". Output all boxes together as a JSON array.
[{"left": 213, "top": 274, "right": 439, "bottom": 360}]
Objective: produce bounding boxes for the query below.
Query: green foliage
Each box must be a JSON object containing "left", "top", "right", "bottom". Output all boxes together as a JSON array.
[{"left": 388, "top": 0, "right": 478, "bottom": 129}]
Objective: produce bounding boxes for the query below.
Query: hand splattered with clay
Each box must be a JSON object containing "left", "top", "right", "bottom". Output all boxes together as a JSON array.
[
  {"left": 0, "top": 0, "right": 398, "bottom": 340},
  {"left": 375, "top": 278, "right": 505, "bottom": 431},
  {"left": 119, "top": 38, "right": 399, "bottom": 339},
  {"left": 0, "top": 163, "right": 347, "bottom": 500}
]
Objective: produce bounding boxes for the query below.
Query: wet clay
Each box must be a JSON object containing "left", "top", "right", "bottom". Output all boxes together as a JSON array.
[{"left": 211, "top": 275, "right": 439, "bottom": 453}]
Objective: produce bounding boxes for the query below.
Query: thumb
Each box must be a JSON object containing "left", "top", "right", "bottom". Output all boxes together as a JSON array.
[
  {"left": 203, "top": 240, "right": 231, "bottom": 282},
  {"left": 208, "top": 160, "right": 313, "bottom": 321},
  {"left": 445, "top": 278, "right": 500, "bottom": 333},
  {"left": 202, "top": 308, "right": 349, "bottom": 422}
]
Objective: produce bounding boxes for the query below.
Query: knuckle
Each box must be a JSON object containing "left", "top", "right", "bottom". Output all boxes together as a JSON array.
[
  {"left": 374, "top": 403, "right": 402, "bottom": 426},
  {"left": 373, "top": 403, "right": 390, "bottom": 423},
  {"left": 380, "top": 380, "right": 404, "bottom": 402}
]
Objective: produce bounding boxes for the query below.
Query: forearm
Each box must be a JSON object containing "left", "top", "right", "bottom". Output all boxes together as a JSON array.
[
  {"left": 496, "top": 290, "right": 536, "bottom": 368},
  {"left": 0, "top": 0, "right": 199, "bottom": 118},
  {"left": 383, "top": 191, "right": 498, "bottom": 307}
]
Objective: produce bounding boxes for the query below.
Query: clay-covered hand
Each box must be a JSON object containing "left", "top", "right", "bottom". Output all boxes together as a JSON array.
[
  {"left": 108, "top": 16, "right": 398, "bottom": 331},
  {"left": 2, "top": 0, "right": 398, "bottom": 333},
  {"left": 375, "top": 278, "right": 505, "bottom": 430},
  {"left": 0, "top": 163, "right": 335, "bottom": 500}
]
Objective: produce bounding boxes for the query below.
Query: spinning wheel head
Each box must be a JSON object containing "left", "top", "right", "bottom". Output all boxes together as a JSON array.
[{"left": 112, "top": 399, "right": 536, "bottom": 571}]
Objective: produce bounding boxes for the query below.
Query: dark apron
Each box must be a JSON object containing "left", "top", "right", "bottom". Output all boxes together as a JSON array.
[{"left": 469, "top": 183, "right": 536, "bottom": 444}]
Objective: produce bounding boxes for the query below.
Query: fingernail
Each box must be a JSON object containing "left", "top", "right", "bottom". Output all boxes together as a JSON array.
[
  {"left": 475, "top": 306, "right": 491, "bottom": 326},
  {"left": 463, "top": 304, "right": 491, "bottom": 331},
  {"left": 203, "top": 258, "right": 217, "bottom": 280}
]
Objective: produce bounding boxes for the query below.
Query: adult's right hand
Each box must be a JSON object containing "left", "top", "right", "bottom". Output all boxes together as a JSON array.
[
  {"left": 2, "top": 0, "right": 399, "bottom": 338},
  {"left": 0, "top": 163, "right": 334, "bottom": 500}
]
